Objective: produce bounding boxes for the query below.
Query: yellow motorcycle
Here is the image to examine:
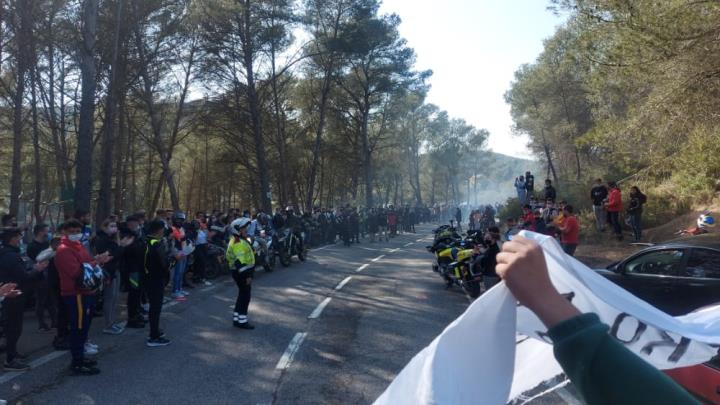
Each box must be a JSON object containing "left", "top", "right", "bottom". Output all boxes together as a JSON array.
[{"left": 428, "top": 227, "right": 483, "bottom": 298}]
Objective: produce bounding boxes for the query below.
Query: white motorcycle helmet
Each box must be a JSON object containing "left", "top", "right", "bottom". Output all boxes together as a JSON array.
[
  {"left": 698, "top": 214, "right": 716, "bottom": 229},
  {"left": 230, "top": 218, "right": 252, "bottom": 236}
]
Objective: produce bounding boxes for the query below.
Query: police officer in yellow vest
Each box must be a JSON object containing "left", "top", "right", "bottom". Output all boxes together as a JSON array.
[{"left": 227, "top": 218, "right": 256, "bottom": 329}]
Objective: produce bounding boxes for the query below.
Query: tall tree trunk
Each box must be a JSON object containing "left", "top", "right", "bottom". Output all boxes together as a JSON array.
[
  {"left": 9, "top": 0, "right": 32, "bottom": 217},
  {"left": 96, "top": 0, "right": 125, "bottom": 225},
  {"left": 74, "top": 0, "right": 99, "bottom": 213},
  {"left": 269, "top": 33, "right": 289, "bottom": 208},
  {"left": 31, "top": 67, "right": 42, "bottom": 223},
  {"left": 114, "top": 98, "right": 128, "bottom": 212},
  {"left": 361, "top": 103, "right": 374, "bottom": 209},
  {"left": 242, "top": 1, "right": 271, "bottom": 212}
]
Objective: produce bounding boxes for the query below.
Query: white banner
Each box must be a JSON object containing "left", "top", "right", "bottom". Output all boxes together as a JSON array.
[{"left": 375, "top": 231, "right": 720, "bottom": 405}]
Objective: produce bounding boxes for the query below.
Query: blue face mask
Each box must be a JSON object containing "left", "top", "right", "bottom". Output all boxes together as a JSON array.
[{"left": 47, "top": 232, "right": 54, "bottom": 241}]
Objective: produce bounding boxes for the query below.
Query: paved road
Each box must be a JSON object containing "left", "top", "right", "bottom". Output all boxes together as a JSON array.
[{"left": 0, "top": 225, "right": 472, "bottom": 405}]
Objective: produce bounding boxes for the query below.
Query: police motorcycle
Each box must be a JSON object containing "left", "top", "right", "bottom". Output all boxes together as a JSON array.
[
  {"left": 250, "top": 228, "right": 275, "bottom": 272},
  {"left": 276, "top": 227, "right": 306, "bottom": 267},
  {"left": 205, "top": 225, "right": 229, "bottom": 279},
  {"left": 427, "top": 222, "right": 483, "bottom": 298}
]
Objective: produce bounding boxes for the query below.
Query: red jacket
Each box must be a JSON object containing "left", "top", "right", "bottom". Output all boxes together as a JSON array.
[
  {"left": 561, "top": 215, "right": 580, "bottom": 245},
  {"left": 606, "top": 188, "right": 623, "bottom": 212},
  {"left": 55, "top": 237, "right": 96, "bottom": 297},
  {"left": 522, "top": 212, "right": 536, "bottom": 231}
]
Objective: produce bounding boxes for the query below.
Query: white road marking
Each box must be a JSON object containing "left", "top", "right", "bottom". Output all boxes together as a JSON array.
[
  {"left": 312, "top": 244, "right": 332, "bottom": 251},
  {"left": 201, "top": 285, "right": 218, "bottom": 293},
  {"left": 371, "top": 255, "right": 385, "bottom": 262},
  {"left": 276, "top": 332, "right": 307, "bottom": 370},
  {"left": 355, "top": 264, "right": 369, "bottom": 272},
  {"left": 403, "top": 242, "right": 413, "bottom": 247},
  {"left": 390, "top": 248, "right": 400, "bottom": 253},
  {"left": 165, "top": 300, "right": 179, "bottom": 309},
  {"left": 416, "top": 239, "right": 424, "bottom": 242},
  {"left": 308, "top": 297, "right": 332, "bottom": 319},
  {"left": 335, "top": 276, "right": 353, "bottom": 291},
  {"left": 0, "top": 350, "right": 67, "bottom": 385}
]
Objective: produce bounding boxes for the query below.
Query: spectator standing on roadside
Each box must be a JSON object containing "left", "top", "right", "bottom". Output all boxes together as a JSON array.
[
  {"left": 626, "top": 186, "right": 647, "bottom": 242},
  {"left": 121, "top": 216, "right": 146, "bottom": 329},
  {"left": 95, "top": 219, "right": 134, "bottom": 336},
  {"left": 525, "top": 171, "right": 535, "bottom": 200},
  {"left": 521, "top": 205, "right": 536, "bottom": 232},
  {"left": 55, "top": 219, "right": 111, "bottom": 375},
  {"left": 514, "top": 176, "right": 526, "bottom": 204},
  {"left": 27, "top": 224, "right": 55, "bottom": 331},
  {"left": 144, "top": 220, "right": 172, "bottom": 347},
  {"left": 558, "top": 205, "right": 580, "bottom": 256},
  {"left": 543, "top": 179, "right": 556, "bottom": 203},
  {"left": 504, "top": 218, "right": 520, "bottom": 242},
  {"left": 0, "top": 228, "right": 48, "bottom": 371},
  {"left": 590, "top": 179, "right": 608, "bottom": 232},
  {"left": 605, "top": 182, "right": 623, "bottom": 240}
]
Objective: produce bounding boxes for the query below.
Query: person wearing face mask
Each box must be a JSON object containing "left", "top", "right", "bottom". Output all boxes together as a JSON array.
[
  {"left": 54, "top": 219, "right": 112, "bottom": 376},
  {"left": 26, "top": 223, "right": 56, "bottom": 331},
  {"left": 121, "top": 216, "right": 148, "bottom": 329},
  {"left": 0, "top": 228, "right": 48, "bottom": 371},
  {"left": 95, "top": 219, "right": 134, "bottom": 335}
]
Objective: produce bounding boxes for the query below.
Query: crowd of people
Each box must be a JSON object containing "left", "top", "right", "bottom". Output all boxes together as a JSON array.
[
  {"left": 0, "top": 202, "right": 441, "bottom": 376},
  {"left": 507, "top": 173, "right": 652, "bottom": 254}
]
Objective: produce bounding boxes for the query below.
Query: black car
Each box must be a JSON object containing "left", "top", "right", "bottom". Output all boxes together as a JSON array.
[{"left": 595, "top": 234, "right": 720, "bottom": 316}]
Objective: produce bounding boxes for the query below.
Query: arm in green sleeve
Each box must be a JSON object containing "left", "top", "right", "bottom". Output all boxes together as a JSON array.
[{"left": 548, "top": 313, "right": 698, "bottom": 405}]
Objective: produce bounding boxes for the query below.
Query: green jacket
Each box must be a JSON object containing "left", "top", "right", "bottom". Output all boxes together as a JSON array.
[
  {"left": 226, "top": 236, "right": 255, "bottom": 272},
  {"left": 549, "top": 313, "right": 698, "bottom": 404}
]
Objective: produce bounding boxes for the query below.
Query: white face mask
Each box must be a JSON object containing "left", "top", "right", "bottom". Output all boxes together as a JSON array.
[{"left": 68, "top": 233, "right": 83, "bottom": 242}]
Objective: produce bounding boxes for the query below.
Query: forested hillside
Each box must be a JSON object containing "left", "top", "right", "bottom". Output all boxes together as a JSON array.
[{"left": 505, "top": 0, "right": 720, "bottom": 219}]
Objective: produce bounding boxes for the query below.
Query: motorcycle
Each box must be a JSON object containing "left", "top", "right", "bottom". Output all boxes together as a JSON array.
[
  {"left": 204, "top": 242, "right": 229, "bottom": 280},
  {"left": 277, "top": 228, "right": 306, "bottom": 267},
  {"left": 251, "top": 230, "right": 275, "bottom": 272},
  {"left": 427, "top": 224, "right": 483, "bottom": 298}
]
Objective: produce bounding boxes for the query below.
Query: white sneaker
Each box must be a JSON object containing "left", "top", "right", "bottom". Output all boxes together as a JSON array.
[
  {"left": 86, "top": 341, "right": 99, "bottom": 350},
  {"left": 84, "top": 343, "right": 98, "bottom": 356},
  {"left": 203, "top": 280, "right": 212, "bottom": 286}
]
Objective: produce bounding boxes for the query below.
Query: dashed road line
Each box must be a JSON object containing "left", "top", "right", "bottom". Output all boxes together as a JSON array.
[
  {"left": 308, "top": 297, "right": 332, "bottom": 319},
  {"left": 356, "top": 264, "right": 369, "bottom": 272},
  {"left": 390, "top": 248, "right": 400, "bottom": 253},
  {"left": 335, "top": 276, "right": 353, "bottom": 291},
  {"left": 371, "top": 255, "right": 385, "bottom": 262},
  {"left": 404, "top": 242, "right": 413, "bottom": 247},
  {"left": 275, "top": 332, "right": 307, "bottom": 370}
]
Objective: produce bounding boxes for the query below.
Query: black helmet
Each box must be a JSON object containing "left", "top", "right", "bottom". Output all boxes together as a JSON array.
[{"left": 173, "top": 212, "right": 187, "bottom": 221}]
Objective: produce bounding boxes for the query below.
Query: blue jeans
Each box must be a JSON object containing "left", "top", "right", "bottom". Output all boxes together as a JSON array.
[
  {"left": 629, "top": 213, "right": 642, "bottom": 241},
  {"left": 173, "top": 257, "right": 188, "bottom": 293}
]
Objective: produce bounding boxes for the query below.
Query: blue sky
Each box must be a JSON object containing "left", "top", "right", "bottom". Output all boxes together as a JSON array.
[{"left": 379, "top": 0, "right": 566, "bottom": 159}]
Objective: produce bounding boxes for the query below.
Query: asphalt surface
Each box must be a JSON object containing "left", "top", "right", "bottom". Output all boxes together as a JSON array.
[{"left": 0, "top": 225, "right": 472, "bottom": 405}]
